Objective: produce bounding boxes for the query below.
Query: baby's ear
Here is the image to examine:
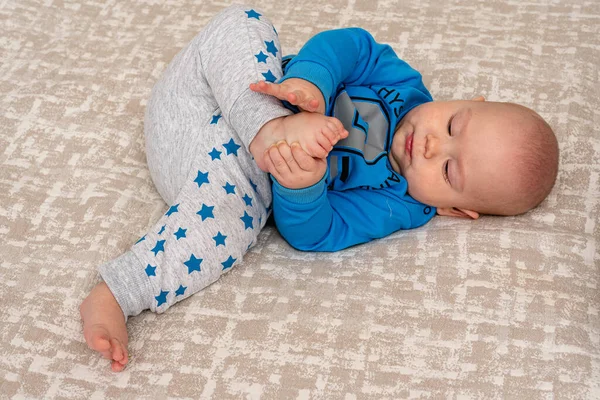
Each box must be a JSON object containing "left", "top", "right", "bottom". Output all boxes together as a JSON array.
[
  {"left": 437, "top": 207, "right": 480, "bottom": 219},
  {"left": 472, "top": 96, "right": 485, "bottom": 102}
]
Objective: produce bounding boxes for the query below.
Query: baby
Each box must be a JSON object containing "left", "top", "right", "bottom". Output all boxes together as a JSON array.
[{"left": 80, "top": 5, "right": 559, "bottom": 371}]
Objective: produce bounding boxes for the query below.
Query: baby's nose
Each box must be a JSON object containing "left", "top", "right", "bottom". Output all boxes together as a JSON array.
[{"left": 424, "top": 134, "right": 439, "bottom": 159}]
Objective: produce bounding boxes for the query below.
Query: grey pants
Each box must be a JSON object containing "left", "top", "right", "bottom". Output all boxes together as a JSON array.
[{"left": 98, "top": 5, "right": 292, "bottom": 321}]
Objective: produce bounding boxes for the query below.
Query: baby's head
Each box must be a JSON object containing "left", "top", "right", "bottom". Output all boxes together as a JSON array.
[{"left": 388, "top": 97, "right": 559, "bottom": 218}]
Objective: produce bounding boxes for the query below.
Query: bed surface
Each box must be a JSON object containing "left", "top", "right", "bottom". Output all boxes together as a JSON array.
[{"left": 1, "top": 0, "right": 598, "bottom": 398}]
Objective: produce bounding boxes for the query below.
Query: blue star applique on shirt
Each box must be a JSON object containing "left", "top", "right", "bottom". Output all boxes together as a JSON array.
[
  {"left": 210, "top": 114, "right": 222, "bottom": 124},
  {"left": 242, "top": 194, "right": 253, "bottom": 206}
]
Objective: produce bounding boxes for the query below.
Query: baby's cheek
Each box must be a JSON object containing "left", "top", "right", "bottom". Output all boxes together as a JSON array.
[
  {"left": 404, "top": 174, "right": 422, "bottom": 197},
  {"left": 405, "top": 173, "right": 436, "bottom": 204}
]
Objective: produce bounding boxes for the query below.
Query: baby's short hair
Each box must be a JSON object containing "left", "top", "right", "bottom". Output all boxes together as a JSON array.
[{"left": 478, "top": 104, "right": 559, "bottom": 216}]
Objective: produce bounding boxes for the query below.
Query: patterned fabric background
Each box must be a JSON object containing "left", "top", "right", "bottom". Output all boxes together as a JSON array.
[{"left": 1, "top": 0, "right": 598, "bottom": 398}]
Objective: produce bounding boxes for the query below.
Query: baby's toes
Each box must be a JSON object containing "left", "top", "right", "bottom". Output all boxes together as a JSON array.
[
  {"left": 314, "top": 136, "right": 333, "bottom": 156},
  {"left": 121, "top": 349, "right": 129, "bottom": 365},
  {"left": 110, "top": 338, "right": 126, "bottom": 363},
  {"left": 111, "top": 359, "right": 127, "bottom": 372},
  {"left": 86, "top": 328, "right": 113, "bottom": 360},
  {"left": 327, "top": 119, "right": 347, "bottom": 139},
  {"left": 319, "top": 126, "right": 336, "bottom": 145},
  {"left": 87, "top": 326, "right": 111, "bottom": 352},
  {"left": 309, "top": 142, "right": 328, "bottom": 159},
  {"left": 100, "top": 350, "right": 113, "bottom": 360},
  {"left": 109, "top": 339, "right": 129, "bottom": 372},
  {"left": 323, "top": 127, "right": 342, "bottom": 146}
]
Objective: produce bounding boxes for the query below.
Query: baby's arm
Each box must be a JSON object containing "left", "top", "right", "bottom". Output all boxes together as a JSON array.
[
  {"left": 251, "top": 28, "right": 431, "bottom": 159},
  {"left": 260, "top": 133, "right": 436, "bottom": 251},
  {"left": 272, "top": 182, "right": 435, "bottom": 252},
  {"left": 254, "top": 28, "right": 433, "bottom": 118}
]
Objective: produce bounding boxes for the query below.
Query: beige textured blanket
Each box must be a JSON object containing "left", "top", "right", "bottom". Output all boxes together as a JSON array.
[{"left": 1, "top": 0, "right": 598, "bottom": 398}]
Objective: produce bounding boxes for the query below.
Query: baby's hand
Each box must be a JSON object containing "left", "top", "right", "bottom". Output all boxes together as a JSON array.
[
  {"left": 265, "top": 141, "right": 327, "bottom": 189},
  {"left": 249, "top": 112, "right": 347, "bottom": 173},
  {"left": 281, "top": 112, "right": 348, "bottom": 159},
  {"left": 250, "top": 78, "right": 325, "bottom": 114}
]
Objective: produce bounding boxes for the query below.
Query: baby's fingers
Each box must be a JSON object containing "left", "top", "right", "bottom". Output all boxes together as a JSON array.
[
  {"left": 249, "top": 81, "right": 286, "bottom": 101},
  {"left": 288, "top": 91, "right": 321, "bottom": 112},
  {"left": 264, "top": 148, "right": 285, "bottom": 183},
  {"left": 286, "top": 90, "right": 310, "bottom": 108},
  {"left": 277, "top": 141, "right": 301, "bottom": 172},
  {"left": 291, "top": 143, "right": 318, "bottom": 171},
  {"left": 307, "top": 98, "right": 320, "bottom": 112},
  {"left": 267, "top": 142, "right": 293, "bottom": 176}
]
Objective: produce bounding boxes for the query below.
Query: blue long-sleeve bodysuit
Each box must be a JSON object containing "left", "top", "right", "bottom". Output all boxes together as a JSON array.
[{"left": 272, "top": 28, "right": 436, "bottom": 252}]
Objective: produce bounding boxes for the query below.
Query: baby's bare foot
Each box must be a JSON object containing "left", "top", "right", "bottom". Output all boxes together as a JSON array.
[
  {"left": 249, "top": 116, "right": 286, "bottom": 172},
  {"left": 280, "top": 113, "right": 348, "bottom": 159},
  {"left": 80, "top": 282, "right": 129, "bottom": 372}
]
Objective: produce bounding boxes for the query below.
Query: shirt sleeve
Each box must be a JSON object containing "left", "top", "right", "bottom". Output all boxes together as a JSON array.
[
  {"left": 279, "top": 27, "right": 431, "bottom": 112},
  {"left": 271, "top": 177, "right": 436, "bottom": 252}
]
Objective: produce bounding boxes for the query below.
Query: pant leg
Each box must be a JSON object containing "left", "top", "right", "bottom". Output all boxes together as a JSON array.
[
  {"left": 144, "top": 4, "right": 292, "bottom": 205},
  {"left": 98, "top": 4, "right": 291, "bottom": 321}
]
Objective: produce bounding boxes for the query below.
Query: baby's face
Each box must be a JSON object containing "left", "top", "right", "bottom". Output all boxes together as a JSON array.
[{"left": 388, "top": 99, "right": 521, "bottom": 217}]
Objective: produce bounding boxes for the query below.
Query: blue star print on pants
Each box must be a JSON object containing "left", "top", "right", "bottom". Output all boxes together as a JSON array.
[
  {"left": 245, "top": 9, "right": 261, "bottom": 19},
  {"left": 139, "top": 13, "right": 279, "bottom": 309}
]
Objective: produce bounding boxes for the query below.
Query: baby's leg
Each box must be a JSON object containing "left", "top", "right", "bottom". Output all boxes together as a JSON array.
[
  {"left": 144, "top": 4, "right": 292, "bottom": 205},
  {"left": 107, "top": 117, "right": 272, "bottom": 318},
  {"left": 80, "top": 4, "right": 290, "bottom": 371}
]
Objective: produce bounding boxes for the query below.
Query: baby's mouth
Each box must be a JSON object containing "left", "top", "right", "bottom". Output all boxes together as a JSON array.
[{"left": 405, "top": 133, "right": 414, "bottom": 160}]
